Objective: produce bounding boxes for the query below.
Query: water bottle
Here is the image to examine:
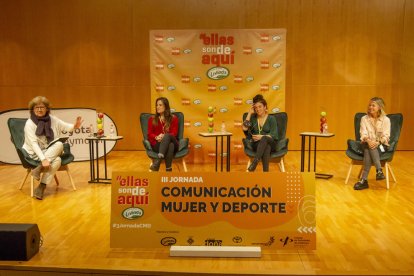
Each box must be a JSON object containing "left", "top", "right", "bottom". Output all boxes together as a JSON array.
[
  {"left": 221, "top": 121, "right": 226, "bottom": 133},
  {"left": 323, "top": 123, "right": 328, "bottom": 134},
  {"left": 89, "top": 124, "right": 94, "bottom": 137},
  {"left": 109, "top": 124, "right": 115, "bottom": 137}
]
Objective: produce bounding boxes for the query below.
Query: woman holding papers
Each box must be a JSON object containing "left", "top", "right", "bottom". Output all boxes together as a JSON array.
[
  {"left": 242, "top": 94, "right": 278, "bottom": 172},
  {"left": 23, "top": 96, "right": 83, "bottom": 200},
  {"left": 147, "top": 97, "right": 178, "bottom": 172}
]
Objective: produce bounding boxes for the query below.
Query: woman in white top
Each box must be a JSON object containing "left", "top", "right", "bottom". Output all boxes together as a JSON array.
[
  {"left": 354, "top": 97, "right": 391, "bottom": 190},
  {"left": 23, "top": 96, "right": 83, "bottom": 199}
]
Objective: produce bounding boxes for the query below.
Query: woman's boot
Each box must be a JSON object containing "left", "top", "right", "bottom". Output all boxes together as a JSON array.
[
  {"left": 248, "top": 158, "right": 260, "bottom": 172},
  {"left": 150, "top": 158, "right": 161, "bottom": 171}
]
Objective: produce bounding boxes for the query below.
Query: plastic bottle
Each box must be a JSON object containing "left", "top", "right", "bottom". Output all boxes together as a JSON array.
[
  {"left": 89, "top": 124, "right": 94, "bottom": 137},
  {"left": 221, "top": 121, "right": 226, "bottom": 132},
  {"left": 323, "top": 123, "right": 328, "bottom": 134},
  {"left": 109, "top": 124, "right": 115, "bottom": 137}
]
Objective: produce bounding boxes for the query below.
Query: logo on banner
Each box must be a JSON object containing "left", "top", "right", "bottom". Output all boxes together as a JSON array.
[
  {"left": 280, "top": 236, "right": 293, "bottom": 247},
  {"left": 161, "top": 237, "right": 177, "bottom": 246},
  {"left": 205, "top": 239, "right": 222, "bottom": 246},
  {"left": 122, "top": 207, "right": 144, "bottom": 220},
  {"left": 207, "top": 67, "right": 230, "bottom": 80},
  {"left": 232, "top": 236, "right": 243, "bottom": 243}
]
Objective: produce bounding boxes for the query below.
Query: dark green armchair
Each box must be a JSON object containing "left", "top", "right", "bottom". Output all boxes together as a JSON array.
[
  {"left": 345, "top": 113, "right": 403, "bottom": 189},
  {"left": 242, "top": 112, "right": 289, "bottom": 172},
  {"left": 139, "top": 112, "right": 189, "bottom": 171},
  {"left": 7, "top": 118, "right": 76, "bottom": 197}
]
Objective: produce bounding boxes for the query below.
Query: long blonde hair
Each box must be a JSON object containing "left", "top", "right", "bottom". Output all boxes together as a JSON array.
[{"left": 368, "top": 97, "right": 386, "bottom": 117}]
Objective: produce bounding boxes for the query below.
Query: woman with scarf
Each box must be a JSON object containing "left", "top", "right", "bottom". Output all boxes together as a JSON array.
[{"left": 23, "top": 96, "right": 83, "bottom": 200}]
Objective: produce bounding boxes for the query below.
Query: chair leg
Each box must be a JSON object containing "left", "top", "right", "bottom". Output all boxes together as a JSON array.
[
  {"left": 182, "top": 159, "right": 188, "bottom": 172},
  {"left": 65, "top": 166, "right": 77, "bottom": 191},
  {"left": 385, "top": 163, "right": 390, "bottom": 190},
  {"left": 279, "top": 158, "right": 285, "bottom": 172},
  {"left": 246, "top": 159, "right": 251, "bottom": 172},
  {"left": 387, "top": 163, "right": 397, "bottom": 183},
  {"left": 31, "top": 176, "right": 34, "bottom": 198},
  {"left": 54, "top": 175, "right": 60, "bottom": 186},
  {"left": 345, "top": 162, "right": 353, "bottom": 184},
  {"left": 357, "top": 167, "right": 363, "bottom": 179},
  {"left": 19, "top": 169, "right": 31, "bottom": 190}
]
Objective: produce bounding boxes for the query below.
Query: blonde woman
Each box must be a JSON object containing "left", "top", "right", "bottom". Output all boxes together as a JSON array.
[{"left": 354, "top": 97, "right": 390, "bottom": 190}]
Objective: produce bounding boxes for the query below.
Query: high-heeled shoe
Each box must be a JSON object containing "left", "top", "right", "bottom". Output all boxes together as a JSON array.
[{"left": 248, "top": 158, "right": 260, "bottom": 172}]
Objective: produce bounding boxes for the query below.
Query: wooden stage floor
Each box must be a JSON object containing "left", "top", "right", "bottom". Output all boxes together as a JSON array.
[{"left": 0, "top": 150, "right": 413, "bottom": 276}]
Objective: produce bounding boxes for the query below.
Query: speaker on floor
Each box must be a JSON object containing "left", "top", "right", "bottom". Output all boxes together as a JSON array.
[{"left": 0, "top": 223, "right": 41, "bottom": 261}]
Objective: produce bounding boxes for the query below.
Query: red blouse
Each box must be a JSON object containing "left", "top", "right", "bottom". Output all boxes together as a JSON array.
[{"left": 147, "top": 115, "right": 179, "bottom": 146}]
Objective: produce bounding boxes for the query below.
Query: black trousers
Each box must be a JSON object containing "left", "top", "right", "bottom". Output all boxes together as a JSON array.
[
  {"left": 252, "top": 136, "right": 277, "bottom": 172},
  {"left": 151, "top": 133, "right": 178, "bottom": 169}
]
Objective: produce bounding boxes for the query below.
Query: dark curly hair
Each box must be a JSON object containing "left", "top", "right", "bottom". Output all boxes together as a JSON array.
[{"left": 253, "top": 94, "right": 267, "bottom": 108}]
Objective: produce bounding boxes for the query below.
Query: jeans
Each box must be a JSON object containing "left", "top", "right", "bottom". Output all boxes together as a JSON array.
[{"left": 152, "top": 133, "right": 178, "bottom": 169}]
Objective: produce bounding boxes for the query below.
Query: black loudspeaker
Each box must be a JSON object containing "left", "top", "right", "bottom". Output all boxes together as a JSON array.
[{"left": 0, "top": 223, "right": 41, "bottom": 261}]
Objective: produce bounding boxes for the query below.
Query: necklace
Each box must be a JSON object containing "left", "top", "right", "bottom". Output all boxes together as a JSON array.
[
  {"left": 257, "top": 115, "right": 267, "bottom": 134},
  {"left": 159, "top": 116, "right": 166, "bottom": 133}
]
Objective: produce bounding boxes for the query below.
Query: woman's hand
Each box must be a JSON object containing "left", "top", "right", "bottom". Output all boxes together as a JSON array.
[
  {"left": 248, "top": 105, "right": 255, "bottom": 115},
  {"left": 74, "top": 116, "right": 83, "bottom": 129},
  {"left": 367, "top": 139, "right": 379, "bottom": 149},
  {"left": 41, "top": 159, "right": 50, "bottom": 169},
  {"left": 252, "top": 134, "right": 263, "bottom": 141},
  {"left": 155, "top": 133, "right": 164, "bottom": 142}
]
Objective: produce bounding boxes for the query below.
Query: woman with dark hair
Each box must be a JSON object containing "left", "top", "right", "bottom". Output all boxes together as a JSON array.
[
  {"left": 354, "top": 97, "right": 390, "bottom": 190},
  {"left": 147, "top": 97, "right": 179, "bottom": 171},
  {"left": 23, "top": 96, "right": 83, "bottom": 200},
  {"left": 242, "top": 94, "right": 278, "bottom": 172}
]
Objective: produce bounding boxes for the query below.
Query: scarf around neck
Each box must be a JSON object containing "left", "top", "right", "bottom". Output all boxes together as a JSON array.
[{"left": 30, "top": 111, "right": 54, "bottom": 143}]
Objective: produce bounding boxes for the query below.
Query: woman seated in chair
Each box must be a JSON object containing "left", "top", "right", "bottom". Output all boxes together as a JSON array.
[
  {"left": 23, "top": 96, "right": 83, "bottom": 200},
  {"left": 354, "top": 97, "right": 390, "bottom": 190},
  {"left": 147, "top": 97, "right": 178, "bottom": 172},
  {"left": 242, "top": 94, "right": 278, "bottom": 172}
]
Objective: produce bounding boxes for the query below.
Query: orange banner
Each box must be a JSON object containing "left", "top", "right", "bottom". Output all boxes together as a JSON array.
[
  {"left": 150, "top": 29, "right": 286, "bottom": 164},
  {"left": 110, "top": 172, "right": 315, "bottom": 250}
]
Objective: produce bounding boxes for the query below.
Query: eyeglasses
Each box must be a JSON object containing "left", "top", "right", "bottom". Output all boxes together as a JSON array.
[{"left": 34, "top": 106, "right": 46, "bottom": 110}]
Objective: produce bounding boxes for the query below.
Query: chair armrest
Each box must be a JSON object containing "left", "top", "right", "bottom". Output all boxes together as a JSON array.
[
  {"left": 347, "top": 139, "right": 363, "bottom": 155},
  {"left": 242, "top": 138, "right": 254, "bottom": 151},
  {"left": 275, "top": 138, "right": 288, "bottom": 152},
  {"left": 20, "top": 148, "right": 40, "bottom": 167},
  {"left": 387, "top": 141, "right": 396, "bottom": 152},
  {"left": 62, "top": 143, "right": 71, "bottom": 156},
  {"left": 143, "top": 140, "right": 153, "bottom": 151},
  {"left": 178, "top": 138, "right": 189, "bottom": 152}
]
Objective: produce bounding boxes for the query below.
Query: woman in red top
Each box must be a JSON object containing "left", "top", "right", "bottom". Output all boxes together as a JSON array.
[{"left": 147, "top": 97, "right": 179, "bottom": 171}]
